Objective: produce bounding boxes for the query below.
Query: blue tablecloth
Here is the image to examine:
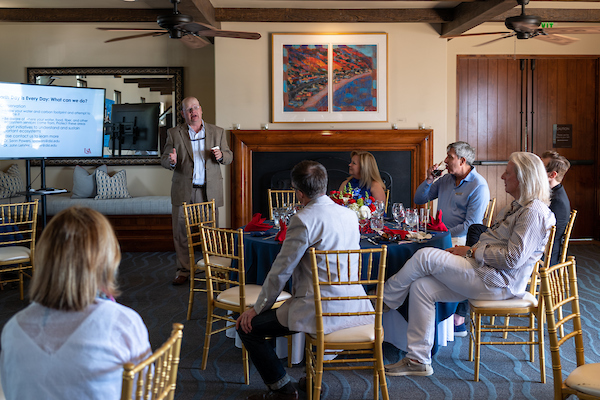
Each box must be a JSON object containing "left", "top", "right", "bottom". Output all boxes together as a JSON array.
[{"left": 242, "top": 227, "right": 456, "bottom": 356}]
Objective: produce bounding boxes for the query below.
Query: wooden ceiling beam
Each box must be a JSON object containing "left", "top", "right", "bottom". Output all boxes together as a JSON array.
[
  {"left": 214, "top": 8, "right": 452, "bottom": 23},
  {"left": 0, "top": 8, "right": 169, "bottom": 23},
  {"left": 440, "top": 0, "right": 517, "bottom": 37},
  {"left": 491, "top": 8, "right": 600, "bottom": 22}
]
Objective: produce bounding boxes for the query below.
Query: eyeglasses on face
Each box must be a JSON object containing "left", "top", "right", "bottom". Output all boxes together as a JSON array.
[{"left": 186, "top": 105, "right": 201, "bottom": 114}]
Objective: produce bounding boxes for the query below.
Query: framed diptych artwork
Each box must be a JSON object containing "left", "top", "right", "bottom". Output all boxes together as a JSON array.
[{"left": 272, "top": 33, "right": 388, "bottom": 123}]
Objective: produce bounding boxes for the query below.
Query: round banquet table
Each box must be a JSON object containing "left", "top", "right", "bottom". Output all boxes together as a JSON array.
[{"left": 239, "top": 226, "right": 458, "bottom": 363}]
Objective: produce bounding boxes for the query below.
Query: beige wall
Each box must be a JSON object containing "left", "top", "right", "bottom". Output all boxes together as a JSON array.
[{"left": 2, "top": 20, "right": 600, "bottom": 226}]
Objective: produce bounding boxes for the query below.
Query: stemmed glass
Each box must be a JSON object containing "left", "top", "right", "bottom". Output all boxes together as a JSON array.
[
  {"left": 405, "top": 208, "right": 419, "bottom": 232},
  {"left": 392, "top": 203, "right": 405, "bottom": 228}
]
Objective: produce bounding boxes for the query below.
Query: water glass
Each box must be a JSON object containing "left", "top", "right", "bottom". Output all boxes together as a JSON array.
[
  {"left": 370, "top": 216, "right": 384, "bottom": 232},
  {"left": 392, "top": 203, "right": 405, "bottom": 228},
  {"left": 272, "top": 207, "right": 282, "bottom": 229},
  {"left": 405, "top": 208, "right": 419, "bottom": 232},
  {"left": 419, "top": 207, "right": 430, "bottom": 233}
]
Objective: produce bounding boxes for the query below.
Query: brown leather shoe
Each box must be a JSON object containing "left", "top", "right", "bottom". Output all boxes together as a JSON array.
[
  {"left": 246, "top": 389, "right": 298, "bottom": 400},
  {"left": 172, "top": 275, "right": 188, "bottom": 286}
]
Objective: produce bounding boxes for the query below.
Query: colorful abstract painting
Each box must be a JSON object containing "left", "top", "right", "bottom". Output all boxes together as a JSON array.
[
  {"left": 332, "top": 44, "right": 377, "bottom": 112},
  {"left": 273, "top": 33, "right": 387, "bottom": 123},
  {"left": 283, "top": 45, "right": 328, "bottom": 112}
]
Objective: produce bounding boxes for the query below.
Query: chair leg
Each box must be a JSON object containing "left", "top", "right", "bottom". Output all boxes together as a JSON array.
[
  {"left": 537, "top": 312, "right": 546, "bottom": 384},
  {"left": 468, "top": 311, "right": 475, "bottom": 362},
  {"left": 18, "top": 269, "right": 24, "bottom": 301},
  {"left": 305, "top": 342, "right": 314, "bottom": 400},
  {"left": 373, "top": 370, "right": 379, "bottom": 400},
  {"left": 312, "top": 344, "right": 324, "bottom": 400},
  {"left": 474, "top": 312, "right": 482, "bottom": 382},
  {"left": 242, "top": 343, "right": 250, "bottom": 385},
  {"left": 187, "top": 270, "right": 195, "bottom": 320},
  {"left": 201, "top": 304, "right": 214, "bottom": 370},
  {"left": 375, "top": 345, "right": 389, "bottom": 400},
  {"left": 503, "top": 316, "right": 511, "bottom": 339}
]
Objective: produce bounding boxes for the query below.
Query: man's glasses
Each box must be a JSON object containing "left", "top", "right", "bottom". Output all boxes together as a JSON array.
[{"left": 186, "top": 105, "right": 201, "bottom": 114}]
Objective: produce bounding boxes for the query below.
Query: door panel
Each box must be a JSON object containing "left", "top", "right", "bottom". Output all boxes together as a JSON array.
[
  {"left": 531, "top": 58, "right": 597, "bottom": 238},
  {"left": 457, "top": 56, "right": 598, "bottom": 238}
]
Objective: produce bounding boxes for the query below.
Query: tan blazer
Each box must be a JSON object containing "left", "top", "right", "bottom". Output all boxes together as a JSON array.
[
  {"left": 160, "top": 122, "right": 233, "bottom": 207},
  {"left": 254, "top": 195, "right": 374, "bottom": 335}
]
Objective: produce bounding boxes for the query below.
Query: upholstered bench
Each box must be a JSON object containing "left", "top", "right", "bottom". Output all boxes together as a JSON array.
[{"left": 45, "top": 194, "right": 174, "bottom": 252}]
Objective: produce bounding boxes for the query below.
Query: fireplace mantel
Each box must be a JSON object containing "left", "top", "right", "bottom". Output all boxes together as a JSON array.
[{"left": 230, "top": 129, "right": 433, "bottom": 228}]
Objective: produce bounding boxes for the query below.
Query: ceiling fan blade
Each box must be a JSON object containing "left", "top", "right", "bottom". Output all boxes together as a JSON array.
[
  {"left": 180, "top": 34, "right": 211, "bottom": 49},
  {"left": 105, "top": 31, "right": 167, "bottom": 43},
  {"left": 97, "top": 27, "right": 166, "bottom": 33},
  {"left": 544, "top": 26, "right": 600, "bottom": 35},
  {"left": 535, "top": 33, "right": 579, "bottom": 45},
  {"left": 474, "top": 33, "right": 516, "bottom": 47},
  {"left": 177, "top": 22, "right": 261, "bottom": 40},
  {"left": 445, "top": 31, "right": 512, "bottom": 38}
]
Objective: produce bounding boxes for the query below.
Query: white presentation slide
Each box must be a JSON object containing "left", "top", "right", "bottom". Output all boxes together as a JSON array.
[{"left": 0, "top": 82, "right": 105, "bottom": 158}]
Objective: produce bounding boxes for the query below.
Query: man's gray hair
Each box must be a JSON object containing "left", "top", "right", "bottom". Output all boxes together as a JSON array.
[{"left": 447, "top": 141, "right": 476, "bottom": 166}]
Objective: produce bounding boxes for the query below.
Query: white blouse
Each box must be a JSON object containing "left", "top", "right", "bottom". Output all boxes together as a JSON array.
[{"left": 0, "top": 299, "right": 151, "bottom": 400}]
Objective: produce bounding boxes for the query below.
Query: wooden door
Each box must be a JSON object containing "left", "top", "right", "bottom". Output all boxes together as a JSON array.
[
  {"left": 530, "top": 58, "right": 597, "bottom": 238},
  {"left": 457, "top": 55, "right": 598, "bottom": 238}
]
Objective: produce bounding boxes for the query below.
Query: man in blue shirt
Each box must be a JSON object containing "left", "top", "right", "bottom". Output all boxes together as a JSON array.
[{"left": 414, "top": 141, "right": 490, "bottom": 246}]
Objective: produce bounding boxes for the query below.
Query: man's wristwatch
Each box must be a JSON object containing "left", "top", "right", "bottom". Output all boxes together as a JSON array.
[{"left": 466, "top": 247, "right": 474, "bottom": 258}]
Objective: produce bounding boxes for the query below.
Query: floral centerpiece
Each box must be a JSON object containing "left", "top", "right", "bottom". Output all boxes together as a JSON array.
[{"left": 329, "top": 183, "right": 377, "bottom": 220}]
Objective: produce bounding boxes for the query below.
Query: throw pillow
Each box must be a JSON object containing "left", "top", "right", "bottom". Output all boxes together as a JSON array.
[
  {"left": 0, "top": 164, "right": 25, "bottom": 199},
  {"left": 94, "top": 169, "right": 132, "bottom": 200},
  {"left": 71, "top": 164, "right": 108, "bottom": 199}
]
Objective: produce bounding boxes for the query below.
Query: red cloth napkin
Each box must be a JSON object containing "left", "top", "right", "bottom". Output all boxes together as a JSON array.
[
  {"left": 383, "top": 226, "right": 409, "bottom": 240},
  {"left": 244, "top": 213, "right": 272, "bottom": 232},
  {"left": 275, "top": 219, "right": 287, "bottom": 242},
  {"left": 427, "top": 210, "right": 448, "bottom": 232}
]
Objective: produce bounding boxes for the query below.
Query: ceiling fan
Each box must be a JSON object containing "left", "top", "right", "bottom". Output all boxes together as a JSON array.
[
  {"left": 449, "top": 0, "right": 600, "bottom": 46},
  {"left": 97, "top": 0, "right": 261, "bottom": 49}
]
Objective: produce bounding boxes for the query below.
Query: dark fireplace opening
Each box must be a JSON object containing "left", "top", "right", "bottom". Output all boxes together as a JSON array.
[{"left": 252, "top": 151, "right": 412, "bottom": 217}]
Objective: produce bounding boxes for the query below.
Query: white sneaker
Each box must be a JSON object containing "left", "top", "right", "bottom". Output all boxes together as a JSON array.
[{"left": 385, "top": 357, "right": 433, "bottom": 377}]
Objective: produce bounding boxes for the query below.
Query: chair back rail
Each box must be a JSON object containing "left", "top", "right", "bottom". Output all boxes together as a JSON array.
[
  {"left": 121, "top": 323, "right": 184, "bottom": 400},
  {"left": 268, "top": 189, "right": 299, "bottom": 220}
]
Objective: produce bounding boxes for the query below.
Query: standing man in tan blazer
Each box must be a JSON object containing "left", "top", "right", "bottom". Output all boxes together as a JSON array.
[{"left": 161, "top": 97, "right": 233, "bottom": 285}]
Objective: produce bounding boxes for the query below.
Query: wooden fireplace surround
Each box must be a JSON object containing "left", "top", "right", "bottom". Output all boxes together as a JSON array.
[{"left": 230, "top": 129, "right": 433, "bottom": 229}]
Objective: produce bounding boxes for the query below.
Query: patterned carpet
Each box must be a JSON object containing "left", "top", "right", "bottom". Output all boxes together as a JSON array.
[{"left": 1, "top": 244, "right": 599, "bottom": 399}]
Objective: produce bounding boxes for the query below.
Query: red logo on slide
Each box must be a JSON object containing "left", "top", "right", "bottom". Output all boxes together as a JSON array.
[{"left": 84, "top": 148, "right": 91, "bottom": 154}]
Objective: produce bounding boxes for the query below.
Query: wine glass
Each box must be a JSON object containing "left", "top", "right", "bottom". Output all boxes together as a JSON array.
[
  {"left": 392, "top": 203, "right": 405, "bottom": 228},
  {"left": 272, "top": 207, "right": 282, "bottom": 229},
  {"left": 405, "top": 208, "right": 419, "bottom": 232},
  {"left": 370, "top": 215, "right": 384, "bottom": 232}
]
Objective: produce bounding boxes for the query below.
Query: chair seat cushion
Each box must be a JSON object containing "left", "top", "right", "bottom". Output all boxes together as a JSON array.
[
  {"left": 197, "top": 256, "right": 232, "bottom": 269},
  {"left": 469, "top": 296, "right": 537, "bottom": 309},
  {"left": 0, "top": 246, "right": 31, "bottom": 263},
  {"left": 323, "top": 323, "right": 375, "bottom": 343},
  {"left": 217, "top": 284, "right": 292, "bottom": 307},
  {"left": 566, "top": 363, "right": 600, "bottom": 396}
]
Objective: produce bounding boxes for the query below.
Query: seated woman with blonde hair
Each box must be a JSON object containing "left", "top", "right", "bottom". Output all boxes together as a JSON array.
[
  {"left": 339, "top": 150, "right": 386, "bottom": 203},
  {"left": 0, "top": 207, "right": 151, "bottom": 400}
]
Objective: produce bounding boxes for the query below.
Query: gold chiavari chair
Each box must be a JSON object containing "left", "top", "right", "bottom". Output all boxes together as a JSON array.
[
  {"left": 268, "top": 189, "right": 299, "bottom": 220},
  {"left": 540, "top": 256, "right": 600, "bottom": 400},
  {"left": 556, "top": 209, "right": 577, "bottom": 338},
  {"left": 468, "top": 226, "right": 555, "bottom": 382},
  {"left": 200, "top": 225, "right": 291, "bottom": 385},
  {"left": 0, "top": 200, "right": 39, "bottom": 300},
  {"left": 305, "top": 246, "right": 389, "bottom": 400},
  {"left": 121, "top": 323, "right": 184, "bottom": 400},
  {"left": 183, "top": 200, "right": 233, "bottom": 320},
  {"left": 482, "top": 198, "right": 496, "bottom": 228}
]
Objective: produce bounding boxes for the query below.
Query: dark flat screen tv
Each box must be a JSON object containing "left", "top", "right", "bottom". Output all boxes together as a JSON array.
[
  {"left": 0, "top": 81, "right": 105, "bottom": 159},
  {"left": 109, "top": 103, "right": 160, "bottom": 154}
]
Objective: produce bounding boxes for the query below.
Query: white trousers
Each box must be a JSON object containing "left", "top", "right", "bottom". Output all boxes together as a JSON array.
[{"left": 383, "top": 247, "right": 511, "bottom": 364}]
